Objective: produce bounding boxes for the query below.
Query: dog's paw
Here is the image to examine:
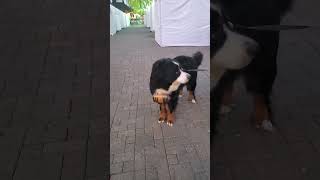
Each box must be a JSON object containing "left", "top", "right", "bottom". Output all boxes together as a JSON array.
[
  {"left": 166, "top": 121, "right": 173, "bottom": 127},
  {"left": 219, "top": 105, "right": 233, "bottom": 115},
  {"left": 158, "top": 118, "right": 165, "bottom": 124},
  {"left": 256, "top": 120, "right": 274, "bottom": 132},
  {"left": 191, "top": 99, "right": 197, "bottom": 104}
]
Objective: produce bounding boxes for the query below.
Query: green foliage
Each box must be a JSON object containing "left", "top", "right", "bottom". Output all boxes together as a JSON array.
[{"left": 128, "top": 0, "right": 153, "bottom": 15}]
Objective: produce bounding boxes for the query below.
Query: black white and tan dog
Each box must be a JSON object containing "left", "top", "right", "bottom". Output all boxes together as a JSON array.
[
  {"left": 150, "top": 52, "right": 203, "bottom": 126},
  {"left": 211, "top": 0, "right": 293, "bottom": 134}
]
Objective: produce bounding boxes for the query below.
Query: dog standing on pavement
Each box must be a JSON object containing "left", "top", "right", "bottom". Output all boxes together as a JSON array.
[
  {"left": 211, "top": 0, "right": 293, "bottom": 134},
  {"left": 150, "top": 52, "right": 203, "bottom": 126}
]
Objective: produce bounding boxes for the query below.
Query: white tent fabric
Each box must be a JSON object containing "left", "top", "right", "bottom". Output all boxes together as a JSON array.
[
  {"left": 110, "top": 5, "right": 117, "bottom": 35},
  {"left": 121, "top": 12, "right": 126, "bottom": 28},
  {"left": 153, "top": 0, "right": 210, "bottom": 47},
  {"left": 149, "top": 6, "right": 153, "bottom": 31},
  {"left": 144, "top": 14, "right": 147, "bottom": 26},
  {"left": 154, "top": 0, "right": 161, "bottom": 42},
  {"left": 150, "top": 1, "right": 156, "bottom": 32},
  {"left": 145, "top": 7, "right": 151, "bottom": 28},
  {"left": 115, "top": 14, "right": 122, "bottom": 31},
  {"left": 110, "top": 4, "right": 130, "bottom": 36},
  {"left": 126, "top": 14, "right": 130, "bottom": 27},
  {"left": 144, "top": 13, "right": 147, "bottom": 27},
  {"left": 144, "top": 5, "right": 155, "bottom": 31}
]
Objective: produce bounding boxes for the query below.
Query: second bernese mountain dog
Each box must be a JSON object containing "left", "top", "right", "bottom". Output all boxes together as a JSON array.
[
  {"left": 150, "top": 52, "right": 203, "bottom": 126},
  {"left": 211, "top": 0, "right": 294, "bottom": 134}
]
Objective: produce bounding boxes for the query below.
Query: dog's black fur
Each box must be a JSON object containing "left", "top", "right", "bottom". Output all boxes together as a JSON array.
[
  {"left": 211, "top": 0, "right": 293, "bottom": 134},
  {"left": 174, "top": 52, "right": 203, "bottom": 101},
  {"left": 150, "top": 52, "right": 203, "bottom": 118}
]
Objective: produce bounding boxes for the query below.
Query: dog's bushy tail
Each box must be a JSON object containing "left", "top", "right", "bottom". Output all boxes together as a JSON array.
[{"left": 193, "top": 51, "right": 203, "bottom": 67}]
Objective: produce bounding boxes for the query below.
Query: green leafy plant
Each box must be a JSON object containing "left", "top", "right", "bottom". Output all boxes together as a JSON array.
[{"left": 128, "top": 0, "right": 153, "bottom": 16}]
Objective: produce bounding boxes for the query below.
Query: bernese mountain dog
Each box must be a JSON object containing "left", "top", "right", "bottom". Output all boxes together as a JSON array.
[
  {"left": 150, "top": 52, "right": 203, "bottom": 126},
  {"left": 211, "top": 0, "right": 293, "bottom": 134}
]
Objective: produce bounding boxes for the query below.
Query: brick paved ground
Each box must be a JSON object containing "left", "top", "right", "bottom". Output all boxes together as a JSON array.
[
  {"left": 213, "top": 1, "right": 320, "bottom": 180},
  {"left": 0, "top": 0, "right": 108, "bottom": 179},
  {"left": 110, "top": 27, "right": 210, "bottom": 180}
]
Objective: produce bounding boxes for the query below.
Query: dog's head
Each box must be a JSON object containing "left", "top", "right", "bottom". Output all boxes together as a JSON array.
[
  {"left": 211, "top": 3, "right": 259, "bottom": 87},
  {"left": 150, "top": 59, "right": 191, "bottom": 95}
]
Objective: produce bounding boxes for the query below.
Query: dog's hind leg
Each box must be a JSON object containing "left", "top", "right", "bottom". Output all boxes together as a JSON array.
[
  {"left": 166, "top": 96, "right": 178, "bottom": 127},
  {"left": 165, "top": 104, "right": 175, "bottom": 127},
  {"left": 187, "top": 91, "right": 197, "bottom": 104},
  {"left": 187, "top": 74, "right": 197, "bottom": 103}
]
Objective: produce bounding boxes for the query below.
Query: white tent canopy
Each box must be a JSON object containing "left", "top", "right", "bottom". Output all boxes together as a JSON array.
[
  {"left": 145, "top": 0, "right": 209, "bottom": 47},
  {"left": 144, "top": 3, "right": 155, "bottom": 31},
  {"left": 110, "top": 4, "right": 130, "bottom": 36}
]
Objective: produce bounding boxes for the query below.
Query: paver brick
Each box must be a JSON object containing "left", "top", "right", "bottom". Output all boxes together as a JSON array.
[
  {"left": 110, "top": 162, "right": 123, "bottom": 175},
  {"left": 167, "top": 154, "right": 178, "bottom": 165},
  {"left": 123, "top": 160, "right": 134, "bottom": 172}
]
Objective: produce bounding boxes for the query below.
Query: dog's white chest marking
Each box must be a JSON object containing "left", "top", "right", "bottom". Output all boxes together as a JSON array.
[
  {"left": 213, "top": 26, "right": 257, "bottom": 70},
  {"left": 211, "top": 3, "right": 258, "bottom": 85},
  {"left": 153, "top": 81, "right": 182, "bottom": 97},
  {"left": 211, "top": 27, "right": 258, "bottom": 85}
]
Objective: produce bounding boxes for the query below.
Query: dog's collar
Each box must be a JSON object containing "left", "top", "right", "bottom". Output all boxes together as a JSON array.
[
  {"left": 211, "top": 2, "right": 316, "bottom": 31},
  {"left": 172, "top": 61, "right": 180, "bottom": 67},
  {"left": 172, "top": 60, "right": 208, "bottom": 72},
  {"left": 220, "top": 7, "right": 314, "bottom": 31},
  {"left": 226, "top": 20, "right": 313, "bottom": 31},
  {"left": 172, "top": 60, "right": 185, "bottom": 71}
]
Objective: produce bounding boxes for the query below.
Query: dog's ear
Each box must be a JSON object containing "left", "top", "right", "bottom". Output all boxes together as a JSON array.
[
  {"left": 193, "top": 51, "right": 203, "bottom": 66},
  {"left": 151, "top": 60, "right": 164, "bottom": 79},
  {"left": 150, "top": 61, "right": 162, "bottom": 94},
  {"left": 150, "top": 60, "right": 170, "bottom": 86},
  {"left": 151, "top": 60, "right": 161, "bottom": 72}
]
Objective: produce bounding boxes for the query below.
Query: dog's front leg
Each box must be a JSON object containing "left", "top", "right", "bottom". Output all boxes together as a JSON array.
[
  {"left": 158, "top": 103, "right": 167, "bottom": 123},
  {"left": 220, "top": 81, "right": 236, "bottom": 115}
]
